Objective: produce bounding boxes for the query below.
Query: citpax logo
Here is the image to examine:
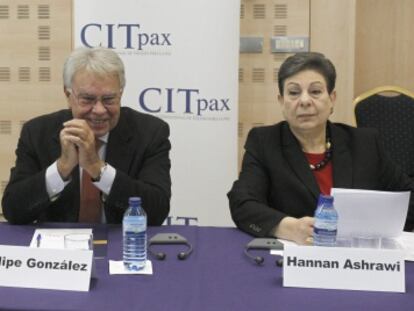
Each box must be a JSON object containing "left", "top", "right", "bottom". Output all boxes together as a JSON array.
[
  {"left": 138, "top": 88, "right": 231, "bottom": 117},
  {"left": 80, "top": 23, "right": 172, "bottom": 51}
]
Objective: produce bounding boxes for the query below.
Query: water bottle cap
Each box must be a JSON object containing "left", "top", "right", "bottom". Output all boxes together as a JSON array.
[
  {"left": 128, "top": 197, "right": 142, "bottom": 205},
  {"left": 317, "top": 194, "right": 334, "bottom": 205}
]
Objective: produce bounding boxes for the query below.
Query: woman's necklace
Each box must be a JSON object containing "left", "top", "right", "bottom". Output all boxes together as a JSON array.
[{"left": 309, "top": 140, "right": 332, "bottom": 171}]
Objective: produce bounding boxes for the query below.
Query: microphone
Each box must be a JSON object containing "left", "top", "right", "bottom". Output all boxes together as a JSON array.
[
  {"left": 148, "top": 233, "right": 193, "bottom": 261},
  {"left": 244, "top": 238, "right": 284, "bottom": 266},
  {"left": 244, "top": 247, "right": 265, "bottom": 265}
]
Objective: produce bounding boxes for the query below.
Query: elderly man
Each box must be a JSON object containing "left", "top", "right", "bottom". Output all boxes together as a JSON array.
[{"left": 2, "top": 47, "right": 171, "bottom": 225}]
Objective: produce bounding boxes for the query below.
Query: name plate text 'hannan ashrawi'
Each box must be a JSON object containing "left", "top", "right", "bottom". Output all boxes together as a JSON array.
[{"left": 283, "top": 245, "right": 405, "bottom": 292}]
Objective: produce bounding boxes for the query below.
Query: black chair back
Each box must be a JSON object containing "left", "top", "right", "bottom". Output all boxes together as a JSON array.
[{"left": 354, "top": 86, "right": 414, "bottom": 178}]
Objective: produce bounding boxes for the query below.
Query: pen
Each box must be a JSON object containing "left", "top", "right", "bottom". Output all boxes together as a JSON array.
[{"left": 36, "top": 234, "right": 42, "bottom": 248}]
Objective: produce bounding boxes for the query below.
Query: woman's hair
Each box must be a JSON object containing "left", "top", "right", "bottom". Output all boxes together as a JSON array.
[
  {"left": 63, "top": 47, "right": 126, "bottom": 89},
  {"left": 278, "top": 52, "right": 336, "bottom": 95}
]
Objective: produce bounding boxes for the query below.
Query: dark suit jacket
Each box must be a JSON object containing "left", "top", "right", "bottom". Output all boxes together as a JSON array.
[
  {"left": 2, "top": 107, "right": 171, "bottom": 225},
  {"left": 228, "top": 121, "right": 414, "bottom": 237}
]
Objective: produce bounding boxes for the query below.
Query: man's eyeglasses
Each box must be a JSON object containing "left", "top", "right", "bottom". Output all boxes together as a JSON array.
[{"left": 69, "top": 89, "right": 122, "bottom": 108}]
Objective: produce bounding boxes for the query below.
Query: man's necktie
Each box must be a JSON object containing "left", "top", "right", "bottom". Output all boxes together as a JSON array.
[{"left": 78, "top": 141, "right": 103, "bottom": 223}]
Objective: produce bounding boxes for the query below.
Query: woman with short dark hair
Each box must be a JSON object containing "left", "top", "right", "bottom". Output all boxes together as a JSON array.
[{"left": 228, "top": 52, "right": 414, "bottom": 244}]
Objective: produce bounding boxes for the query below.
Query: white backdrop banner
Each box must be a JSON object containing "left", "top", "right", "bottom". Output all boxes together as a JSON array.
[{"left": 74, "top": 0, "right": 240, "bottom": 226}]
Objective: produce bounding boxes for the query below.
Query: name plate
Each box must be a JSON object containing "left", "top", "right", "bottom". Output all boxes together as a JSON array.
[
  {"left": 283, "top": 245, "right": 405, "bottom": 292},
  {"left": 0, "top": 245, "right": 93, "bottom": 291}
]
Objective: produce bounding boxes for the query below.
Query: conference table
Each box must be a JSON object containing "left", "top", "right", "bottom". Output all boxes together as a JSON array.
[{"left": 0, "top": 223, "right": 413, "bottom": 311}]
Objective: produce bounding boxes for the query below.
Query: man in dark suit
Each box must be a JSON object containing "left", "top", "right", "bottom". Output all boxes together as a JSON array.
[{"left": 2, "top": 47, "right": 171, "bottom": 225}]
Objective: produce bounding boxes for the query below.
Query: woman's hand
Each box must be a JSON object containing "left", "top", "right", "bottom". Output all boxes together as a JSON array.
[{"left": 273, "top": 216, "right": 315, "bottom": 245}]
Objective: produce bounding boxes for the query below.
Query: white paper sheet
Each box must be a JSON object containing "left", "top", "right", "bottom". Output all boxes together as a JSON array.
[
  {"left": 109, "top": 260, "right": 153, "bottom": 275},
  {"left": 331, "top": 188, "right": 410, "bottom": 238}
]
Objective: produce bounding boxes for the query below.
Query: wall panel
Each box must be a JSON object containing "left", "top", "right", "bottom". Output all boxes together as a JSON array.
[
  {"left": 355, "top": 0, "right": 414, "bottom": 97},
  {"left": 0, "top": 0, "right": 72, "bottom": 214},
  {"left": 239, "top": 0, "right": 310, "bottom": 165},
  {"left": 310, "top": 0, "right": 356, "bottom": 125}
]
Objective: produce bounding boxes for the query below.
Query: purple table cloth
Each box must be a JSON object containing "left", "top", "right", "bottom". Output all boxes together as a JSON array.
[{"left": 0, "top": 223, "right": 413, "bottom": 311}]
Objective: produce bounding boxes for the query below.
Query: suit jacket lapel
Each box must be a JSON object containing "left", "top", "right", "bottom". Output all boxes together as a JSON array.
[
  {"left": 51, "top": 132, "right": 61, "bottom": 161},
  {"left": 106, "top": 110, "right": 133, "bottom": 172},
  {"left": 281, "top": 123, "right": 320, "bottom": 199},
  {"left": 51, "top": 110, "right": 73, "bottom": 161},
  {"left": 330, "top": 123, "right": 353, "bottom": 188}
]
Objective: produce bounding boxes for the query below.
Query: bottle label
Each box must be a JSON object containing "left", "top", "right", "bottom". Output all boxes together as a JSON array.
[
  {"left": 314, "top": 227, "right": 337, "bottom": 246},
  {"left": 314, "top": 227, "right": 337, "bottom": 236},
  {"left": 123, "top": 216, "right": 146, "bottom": 233}
]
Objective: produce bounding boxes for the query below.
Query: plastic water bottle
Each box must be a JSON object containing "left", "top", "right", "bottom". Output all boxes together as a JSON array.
[
  {"left": 313, "top": 194, "right": 338, "bottom": 247},
  {"left": 123, "top": 197, "right": 147, "bottom": 270}
]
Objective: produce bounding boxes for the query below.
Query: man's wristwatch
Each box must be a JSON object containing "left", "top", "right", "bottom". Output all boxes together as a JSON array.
[{"left": 91, "top": 162, "right": 108, "bottom": 182}]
